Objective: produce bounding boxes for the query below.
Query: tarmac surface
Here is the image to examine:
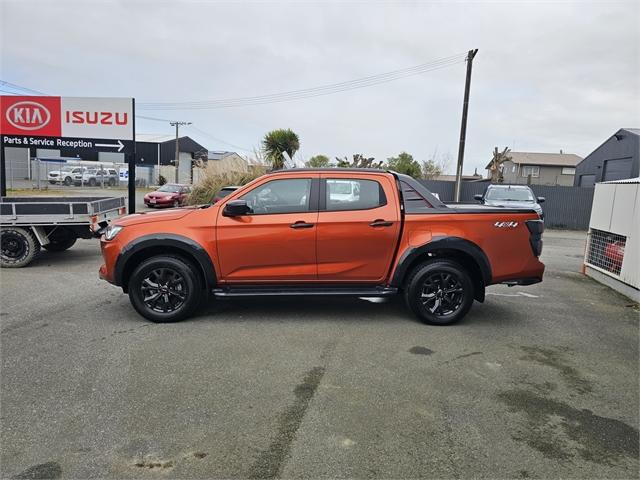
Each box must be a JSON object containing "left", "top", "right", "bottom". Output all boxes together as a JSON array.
[{"left": 1, "top": 230, "right": 638, "bottom": 479}]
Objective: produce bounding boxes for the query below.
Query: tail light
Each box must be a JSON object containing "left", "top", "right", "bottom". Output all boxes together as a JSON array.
[{"left": 526, "top": 219, "right": 544, "bottom": 257}]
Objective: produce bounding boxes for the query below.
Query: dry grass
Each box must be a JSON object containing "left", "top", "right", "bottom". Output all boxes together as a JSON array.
[{"left": 187, "top": 167, "right": 266, "bottom": 205}]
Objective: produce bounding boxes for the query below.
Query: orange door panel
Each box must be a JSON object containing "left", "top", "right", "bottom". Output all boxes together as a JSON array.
[
  {"left": 216, "top": 176, "right": 319, "bottom": 282},
  {"left": 316, "top": 174, "right": 400, "bottom": 282}
]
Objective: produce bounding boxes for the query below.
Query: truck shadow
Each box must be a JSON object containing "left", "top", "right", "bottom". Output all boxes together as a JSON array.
[{"left": 194, "top": 296, "right": 413, "bottom": 324}]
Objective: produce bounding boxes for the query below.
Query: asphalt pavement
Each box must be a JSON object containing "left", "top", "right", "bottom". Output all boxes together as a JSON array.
[{"left": 1, "top": 230, "right": 638, "bottom": 479}]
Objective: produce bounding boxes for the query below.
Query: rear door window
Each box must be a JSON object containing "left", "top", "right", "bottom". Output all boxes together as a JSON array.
[{"left": 325, "top": 179, "right": 386, "bottom": 211}]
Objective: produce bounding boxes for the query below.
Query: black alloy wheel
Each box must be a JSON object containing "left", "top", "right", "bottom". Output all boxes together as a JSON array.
[
  {"left": 141, "top": 267, "right": 188, "bottom": 313},
  {"left": 129, "top": 255, "right": 202, "bottom": 322},
  {"left": 420, "top": 272, "right": 464, "bottom": 316},
  {"left": 405, "top": 259, "right": 475, "bottom": 325}
]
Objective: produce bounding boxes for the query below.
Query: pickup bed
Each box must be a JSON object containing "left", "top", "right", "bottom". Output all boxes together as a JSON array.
[{"left": 99, "top": 169, "right": 544, "bottom": 325}]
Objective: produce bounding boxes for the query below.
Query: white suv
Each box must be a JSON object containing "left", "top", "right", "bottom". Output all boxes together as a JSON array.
[{"left": 48, "top": 166, "right": 85, "bottom": 186}]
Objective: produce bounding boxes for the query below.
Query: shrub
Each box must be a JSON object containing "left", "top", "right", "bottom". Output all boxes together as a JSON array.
[
  {"left": 158, "top": 175, "right": 167, "bottom": 186},
  {"left": 186, "top": 168, "right": 265, "bottom": 205}
]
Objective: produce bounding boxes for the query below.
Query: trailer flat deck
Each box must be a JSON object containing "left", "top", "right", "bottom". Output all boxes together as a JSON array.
[{"left": 0, "top": 196, "right": 126, "bottom": 226}]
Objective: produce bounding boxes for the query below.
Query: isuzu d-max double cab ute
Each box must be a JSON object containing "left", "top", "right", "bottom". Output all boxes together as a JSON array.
[{"left": 99, "top": 169, "right": 544, "bottom": 325}]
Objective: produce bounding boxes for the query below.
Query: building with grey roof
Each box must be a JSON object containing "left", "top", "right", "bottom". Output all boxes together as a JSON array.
[{"left": 574, "top": 128, "right": 640, "bottom": 187}]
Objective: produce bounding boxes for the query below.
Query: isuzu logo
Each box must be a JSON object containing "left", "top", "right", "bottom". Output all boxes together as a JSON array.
[
  {"left": 5, "top": 101, "right": 51, "bottom": 130},
  {"left": 494, "top": 221, "right": 519, "bottom": 228},
  {"left": 65, "top": 111, "right": 128, "bottom": 126}
]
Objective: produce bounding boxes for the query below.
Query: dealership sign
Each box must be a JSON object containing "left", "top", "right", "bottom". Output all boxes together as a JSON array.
[{"left": 1, "top": 96, "right": 134, "bottom": 153}]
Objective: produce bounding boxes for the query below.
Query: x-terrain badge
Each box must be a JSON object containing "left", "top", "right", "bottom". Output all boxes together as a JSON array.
[{"left": 494, "top": 221, "right": 519, "bottom": 228}]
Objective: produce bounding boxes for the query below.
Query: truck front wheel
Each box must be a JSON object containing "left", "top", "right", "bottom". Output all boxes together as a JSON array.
[
  {"left": 404, "top": 259, "right": 474, "bottom": 325},
  {"left": 128, "top": 255, "right": 202, "bottom": 323},
  {"left": 0, "top": 227, "right": 41, "bottom": 268}
]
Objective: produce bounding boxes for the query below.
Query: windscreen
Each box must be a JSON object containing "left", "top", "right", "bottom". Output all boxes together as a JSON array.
[
  {"left": 486, "top": 188, "right": 534, "bottom": 202},
  {"left": 158, "top": 184, "right": 182, "bottom": 193}
]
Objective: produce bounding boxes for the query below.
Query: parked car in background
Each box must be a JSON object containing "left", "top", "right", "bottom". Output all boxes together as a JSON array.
[
  {"left": 48, "top": 166, "right": 85, "bottom": 185},
  {"left": 213, "top": 186, "right": 240, "bottom": 203},
  {"left": 144, "top": 184, "right": 191, "bottom": 208},
  {"left": 474, "top": 184, "right": 545, "bottom": 219},
  {"left": 74, "top": 168, "right": 119, "bottom": 187}
]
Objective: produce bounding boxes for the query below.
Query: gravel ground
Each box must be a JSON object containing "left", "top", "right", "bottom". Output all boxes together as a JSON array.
[{"left": 1, "top": 229, "right": 638, "bottom": 479}]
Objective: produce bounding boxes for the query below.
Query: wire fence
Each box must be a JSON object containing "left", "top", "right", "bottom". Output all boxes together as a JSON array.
[{"left": 585, "top": 228, "right": 626, "bottom": 276}]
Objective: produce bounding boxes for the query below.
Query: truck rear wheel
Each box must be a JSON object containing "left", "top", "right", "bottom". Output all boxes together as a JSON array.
[
  {"left": 128, "top": 255, "right": 202, "bottom": 323},
  {"left": 0, "top": 227, "right": 41, "bottom": 268},
  {"left": 404, "top": 259, "right": 474, "bottom": 325}
]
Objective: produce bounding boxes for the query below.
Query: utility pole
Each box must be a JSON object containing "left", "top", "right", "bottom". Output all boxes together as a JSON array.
[
  {"left": 454, "top": 49, "right": 478, "bottom": 202},
  {"left": 170, "top": 121, "right": 191, "bottom": 183}
]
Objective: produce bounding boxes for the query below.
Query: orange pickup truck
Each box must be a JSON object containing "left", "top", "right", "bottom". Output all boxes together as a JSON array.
[{"left": 99, "top": 169, "right": 544, "bottom": 325}]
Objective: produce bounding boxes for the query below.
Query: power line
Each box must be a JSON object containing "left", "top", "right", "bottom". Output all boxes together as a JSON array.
[
  {"left": 187, "top": 125, "right": 253, "bottom": 153},
  {"left": 0, "top": 80, "right": 47, "bottom": 96},
  {"left": 138, "top": 53, "right": 466, "bottom": 110}
]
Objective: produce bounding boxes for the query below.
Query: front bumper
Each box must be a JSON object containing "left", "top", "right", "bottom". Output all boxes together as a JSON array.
[{"left": 145, "top": 198, "right": 176, "bottom": 207}]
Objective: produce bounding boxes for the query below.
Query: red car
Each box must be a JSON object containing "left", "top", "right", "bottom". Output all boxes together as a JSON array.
[{"left": 144, "top": 184, "right": 191, "bottom": 208}]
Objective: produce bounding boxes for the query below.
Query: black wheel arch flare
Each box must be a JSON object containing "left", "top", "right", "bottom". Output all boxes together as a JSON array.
[
  {"left": 390, "top": 236, "right": 492, "bottom": 301},
  {"left": 114, "top": 234, "right": 217, "bottom": 292}
]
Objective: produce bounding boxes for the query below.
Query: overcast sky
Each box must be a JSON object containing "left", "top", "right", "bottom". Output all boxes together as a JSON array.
[{"left": 1, "top": 0, "right": 638, "bottom": 174}]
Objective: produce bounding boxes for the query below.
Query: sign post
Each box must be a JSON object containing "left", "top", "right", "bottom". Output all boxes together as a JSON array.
[
  {"left": 0, "top": 95, "right": 136, "bottom": 210},
  {"left": 129, "top": 99, "right": 136, "bottom": 214}
]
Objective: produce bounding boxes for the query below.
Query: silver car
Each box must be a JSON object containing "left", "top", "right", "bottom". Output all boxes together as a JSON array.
[{"left": 74, "top": 168, "right": 119, "bottom": 187}]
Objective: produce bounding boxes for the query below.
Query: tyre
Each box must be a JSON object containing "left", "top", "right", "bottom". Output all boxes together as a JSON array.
[
  {"left": 43, "top": 236, "right": 77, "bottom": 252},
  {"left": 88, "top": 178, "right": 97, "bottom": 187},
  {"left": 49, "top": 180, "right": 56, "bottom": 185},
  {"left": 128, "top": 255, "right": 202, "bottom": 323},
  {"left": 173, "top": 200, "right": 180, "bottom": 208},
  {"left": 64, "top": 176, "right": 73, "bottom": 186},
  {"left": 404, "top": 259, "right": 474, "bottom": 325},
  {"left": 0, "top": 227, "right": 41, "bottom": 268},
  {"left": 108, "top": 178, "right": 116, "bottom": 187}
]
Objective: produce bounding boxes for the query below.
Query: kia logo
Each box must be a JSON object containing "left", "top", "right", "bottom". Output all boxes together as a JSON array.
[{"left": 6, "top": 101, "right": 51, "bottom": 130}]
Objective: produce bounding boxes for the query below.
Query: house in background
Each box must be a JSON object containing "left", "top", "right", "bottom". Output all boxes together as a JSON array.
[
  {"left": 204, "top": 151, "right": 249, "bottom": 175},
  {"left": 486, "top": 151, "right": 583, "bottom": 186},
  {"left": 430, "top": 169, "right": 484, "bottom": 182},
  {"left": 574, "top": 128, "right": 639, "bottom": 187}
]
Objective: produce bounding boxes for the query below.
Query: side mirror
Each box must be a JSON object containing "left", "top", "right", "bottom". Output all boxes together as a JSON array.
[
  {"left": 473, "top": 194, "right": 483, "bottom": 201},
  {"left": 537, "top": 197, "right": 545, "bottom": 203},
  {"left": 223, "top": 199, "right": 251, "bottom": 217}
]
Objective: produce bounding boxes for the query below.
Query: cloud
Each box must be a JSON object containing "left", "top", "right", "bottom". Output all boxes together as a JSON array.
[{"left": 2, "top": 0, "right": 638, "bottom": 173}]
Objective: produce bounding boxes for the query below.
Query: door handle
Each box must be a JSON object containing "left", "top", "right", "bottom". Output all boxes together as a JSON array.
[
  {"left": 369, "top": 219, "right": 393, "bottom": 227},
  {"left": 290, "top": 221, "right": 314, "bottom": 229}
]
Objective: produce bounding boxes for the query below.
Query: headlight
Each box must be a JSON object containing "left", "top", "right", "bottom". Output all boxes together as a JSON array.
[{"left": 104, "top": 225, "right": 123, "bottom": 241}]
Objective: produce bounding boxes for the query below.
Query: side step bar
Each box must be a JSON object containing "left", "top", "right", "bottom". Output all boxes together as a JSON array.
[{"left": 211, "top": 285, "right": 398, "bottom": 297}]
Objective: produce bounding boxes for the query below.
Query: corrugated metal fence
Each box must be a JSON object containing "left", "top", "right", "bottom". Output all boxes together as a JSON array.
[{"left": 418, "top": 180, "right": 594, "bottom": 230}]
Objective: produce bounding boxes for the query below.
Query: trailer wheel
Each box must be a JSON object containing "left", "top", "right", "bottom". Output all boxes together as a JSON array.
[
  {"left": 43, "top": 237, "right": 77, "bottom": 252},
  {"left": 0, "top": 227, "right": 41, "bottom": 268}
]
